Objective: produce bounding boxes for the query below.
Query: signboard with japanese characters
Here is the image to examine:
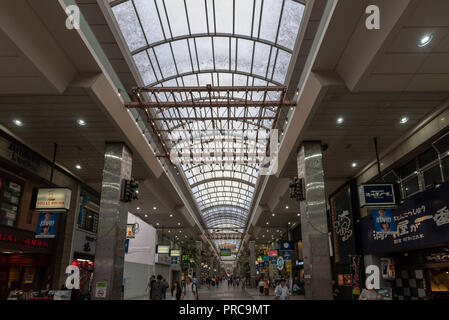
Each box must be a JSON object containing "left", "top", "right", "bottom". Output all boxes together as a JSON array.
[
  {"left": 359, "top": 184, "right": 396, "bottom": 207},
  {"left": 35, "top": 188, "right": 72, "bottom": 211},
  {"left": 360, "top": 182, "right": 449, "bottom": 254}
]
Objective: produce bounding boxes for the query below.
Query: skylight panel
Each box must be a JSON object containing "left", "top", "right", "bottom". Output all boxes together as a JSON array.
[
  {"left": 253, "top": 42, "right": 271, "bottom": 77},
  {"left": 237, "top": 39, "right": 253, "bottom": 74},
  {"left": 133, "top": 51, "right": 157, "bottom": 85},
  {"left": 154, "top": 43, "right": 177, "bottom": 79},
  {"left": 134, "top": 0, "right": 165, "bottom": 44},
  {"left": 277, "top": 0, "right": 305, "bottom": 49},
  {"left": 213, "top": 37, "right": 229, "bottom": 71},
  {"left": 172, "top": 40, "right": 192, "bottom": 75},
  {"left": 155, "top": 0, "right": 172, "bottom": 38},
  {"left": 259, "top": 0, "right": 283, "bottom": 43},
  {"left": 273, "top": 49, "right": 291, "bottom": 83},
  {"left": 112, "top": 1, "right": 146, "bottom": 52},
  {"left": 215, "top": 0, "right": 233, "bottom": 34},
  {"left": 165, "top": 0, "right": 190, "bottom": 38},
  {"left": 186, "top": 0, "right": 208, "bottom": 34},
  {"left": 195, "top": 37, "right": 214, "bottom": 71},
  {"left": 235, "top": 0, "right": 253, "bottom": 36}
]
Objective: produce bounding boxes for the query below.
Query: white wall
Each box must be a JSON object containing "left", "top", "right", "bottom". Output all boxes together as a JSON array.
[{"left": 123, "top": 212, "right": 157, "bottom": 299}]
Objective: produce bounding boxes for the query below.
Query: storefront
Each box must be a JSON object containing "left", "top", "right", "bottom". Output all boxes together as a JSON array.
[
  {"left": 360, "top": 181, "right": 449, "bottom": 300},
  {"left": 0, "top": 226, "right": 55, "bottom": 300}
]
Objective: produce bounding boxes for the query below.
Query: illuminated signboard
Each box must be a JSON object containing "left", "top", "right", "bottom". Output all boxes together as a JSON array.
[
  {"left": 220, "top": 249, "right": 231, "bottom": 256},
  {"left": 268, "top": 250, "right": 278, "bottom": 257},
  {"left": 35, "top": 188, "right": 72, "bottom": 211},
  {"left": 170, "top": 249, "right": 181, "bottom": 257},
  {"left": 157, "top": 245, "right": 170, "bottom": 254}
]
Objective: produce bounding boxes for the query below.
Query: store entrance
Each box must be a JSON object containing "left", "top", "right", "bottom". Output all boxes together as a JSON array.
[{"left": 428, "top": 267, "right": 449, "bottom": 299}]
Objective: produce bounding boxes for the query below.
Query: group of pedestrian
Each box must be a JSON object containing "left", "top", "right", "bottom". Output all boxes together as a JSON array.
[
  {"left": 205, "top": 276, "right": 221, "bottom": 288},
  {"left": 257, "top": 277, "right": 292, "bottom": 300},
  {"left": 146, "top": 275, "right": 198, "bottom": 300}
]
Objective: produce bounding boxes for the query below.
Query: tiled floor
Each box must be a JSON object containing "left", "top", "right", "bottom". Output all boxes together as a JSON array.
[{"left": 131, "top": 284, "right": 305, "bottom": 300}]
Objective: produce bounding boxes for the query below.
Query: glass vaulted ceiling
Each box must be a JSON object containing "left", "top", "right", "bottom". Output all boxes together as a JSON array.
[{"left": 111, "top": 0, "right": 305, "bottom": 258}]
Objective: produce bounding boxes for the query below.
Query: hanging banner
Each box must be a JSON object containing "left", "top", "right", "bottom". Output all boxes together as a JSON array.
[
  {"left": 35, "top": 212, "right": 58, "bottom": 238},
  {"left": 126, "top": 224, "right": 136, "bottom": 238},
  {"left": 276, "top": 257, "right": 284, "bottom": 271},
  {"left": 280, "top": 241, "right": 293, "bottom": 250},
  {"left": 349, "top": 255, "right": 362, "bottom": 300},
  {"left": 360, "top": 182, "right": 449, "bottom": 254},
  {"left": 359, "top": 184, "right": 396, "bottom": 207}
]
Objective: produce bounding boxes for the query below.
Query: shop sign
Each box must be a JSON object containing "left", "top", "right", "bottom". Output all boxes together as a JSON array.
[
  {"left": 170, "top": 249, "right": 181, "bottom": 257},
  {"left": 8, "top": 142, "right": 41, "bottom": 172},
  {"left": 73, "top": 229, "right": 96, "bottom": 254},
  {"left": 220, "top": 249, "right": 231, "bottom": 256},
  {"left": 380, "top": 257, "right": 395, "bottom": 280},
  {"left": 268, "top": 250, "right": 278, "bottom": 257},
  {"left": 171, "top": 256, "right": 179, "bottom": 264},
  {"left": 425, "top": 247, "right": 449, "bottom": 264},
  {"left": 359, "top": 184, "right": 396, "bottom": 207},
  {"left": 95, "top": 282, "right": 107, "bottom": 298},
  {"left": 261, "top": 255, "right": 269, "bottom": 261},
  {"left": 372, "top": 208, "right": 397, "bottom": 235},
  {"left": 0, "top": 232, "right": 50, "bottom": 248},
  {"left": 349, "top": 255, "right": 362, "bottom": 299},
  {"left": 295, "top": 260, "right": 304, "bottom": 266},
  {"left": 280, "top": 241, "right": 293, "bottom": 250},
  {"left": 35, "top": 212, "right": 59, "bottom": 238},
  {"left": 282, "top": 250, "right": 292, "bottom": 261},
  {"left": 35, "top": 188, "right": 72, "bottom": 211},
  {"left": 276, "top": 257, "right": 284, "bottom": 271},
  {"left": 156, "top": 245, "right": 170, "bottom": 254},
  {"left": 360, "top": 182, "right": 449, "bottom": 254},
  {"left": 126, "top": 224, "right": 137, "bottom": 238}
]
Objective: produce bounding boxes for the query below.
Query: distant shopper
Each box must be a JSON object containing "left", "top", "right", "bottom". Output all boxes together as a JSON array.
[
  {"left": 146, "top": 275, "right": 156, "bottom": 300},
  {"left": 171, "top": 281, "right": 182, "bottom": 300},
  {"left": 264, "top": 279, "right": 269, "bottom": 296},
  {"left": 258, "top": 279, "right": 264, "bottom": 295},
  {"left": 182, "top": 276, "right": 198, "bottom": 300},
  {"left": 274, "top": 279, "right": 290, "bottom": 300},
  {"left": 151, "top": 275, "right": 166, "bottom": 300},
  {"left": 162, "top": 278, "right": 169, "bottom": 299}
]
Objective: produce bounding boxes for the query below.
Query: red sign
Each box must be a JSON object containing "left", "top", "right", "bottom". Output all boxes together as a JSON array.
[
  {"left": 268, "top": 250, "right": 278, "bottom": 257},
  {"left": 0, "top": 232, "right": 49, "bottom": 248}
]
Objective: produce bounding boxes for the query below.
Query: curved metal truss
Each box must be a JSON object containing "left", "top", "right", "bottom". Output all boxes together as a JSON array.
[{"left": 113, "top": 0, "right": 305, "bottom": 258}]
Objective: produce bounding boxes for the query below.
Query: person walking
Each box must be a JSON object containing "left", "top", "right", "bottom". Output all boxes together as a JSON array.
[
  {"left": 162, "top": 278, "right": 169, "bottom": 300},
  {"left": 151, "top": 275, "right": 166, "bottom": 300},
  {"left": 181, "top": 276, "right": 198, "bottom": 300},
  {"left": 274, "top": 279, "right": 291, "bottom": 300},
  {"left": 171, "top": 281, "right": 182, "bottom": 300},
  {"left": 146, "top": 275, "right": 156, "bottom": 300},
  {"left": 258, "top": 279, "right": 264, "bottom": 295}
]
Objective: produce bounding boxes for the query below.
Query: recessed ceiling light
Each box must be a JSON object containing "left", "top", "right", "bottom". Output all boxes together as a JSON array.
[
  {"left": 169, "top": 214, "right": 173, "bottom": 217},
  {"left": 418, "top": 34, "right": 433, "bottom": 47},
  {"left": 178, "top": 222, "right": 181, "bottom": 226},
  {"left": 13, "top": 119, "right": 23, "bottom": 127},
  {"left": 136, "top": 207, "right": 140, "bottom": 210},
  {"left": 77, "top": 119, "right": 87, "bottom": 126},
  {"left": 266, "top": 222, "right": 269, "bottom": 225},
  {"left": 336, "top": 117, "right": 344, "bottom": 124},
  {"left": 75, "top": 164, "right": 82, "bottom": 170},
  {"left": 400, "top": 117, "right": 409, "bottom": 124},
  {"left": 272, "top": 213, "right": 275, "bottom": 217},
  {"left": 144, "top": 214, "right": 148, "bottom": 218},
  {"left": 297, "top": 213, "right": 300, "bottom": 216},
  {"left": 352, "top": 162, "right": 357, "bottom": 168},
  {"left": 285, "top": 206, "right": 289, "bottom": 209},
  {"left": 156, "top": 222, "right": 159, "bottom": 226},
  {"left": 153, "top": 206, "right": 157, "bottom": 210},
  {"left": 168, "top": 230, "right": 171, "bottom": 233},
  {"left": 288, "top": 222, "right": 291, "bottom": 225}
]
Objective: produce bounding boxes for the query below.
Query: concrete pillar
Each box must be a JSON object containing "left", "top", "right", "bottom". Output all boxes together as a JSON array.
[
  {"left": 297, "top": 142, "right": 333, "bottom": 300},
  {"left": 195, "top": 241, "right": 202, "bottom": 282},
  {"left": 92, "top": 143, "right": 132, "bottom": 300},
  {"left": 249, "top": 240, "right": 256, "bottom": 287}
]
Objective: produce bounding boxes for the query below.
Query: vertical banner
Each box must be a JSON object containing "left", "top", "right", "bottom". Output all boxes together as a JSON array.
[
  {"left": 35, "top": 212, "right": 59, "bottom": 238},
  {"left": 349, "top": 255, "right": 362, "bottom": 300}
]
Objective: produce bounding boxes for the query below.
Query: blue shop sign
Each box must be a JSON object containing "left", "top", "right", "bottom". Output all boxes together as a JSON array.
[
  {"left": 125, "top": 239, "right": 129, "bottom": 253},
  {"left": 282, "top": 250, "right": 292, "bottom": 261},
  {"left": 359, "top": 184, "right": 396, "bottom": 207},
  {"left": 360, "top": 182, "right": 449, "bottom": 254},
  {"left": 280, "top": 241, "right": 293, "bottom": 250}
]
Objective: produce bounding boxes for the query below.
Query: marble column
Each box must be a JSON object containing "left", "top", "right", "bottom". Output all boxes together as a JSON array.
[
  {"left": 249, "top": 240, "right": 256, "bottom": 287},
  {"left": 92, "top": 143, "right": 132, "bottom": 300},
  {"left": 297, "top": 142, "right": 333, "bottom": 300}
]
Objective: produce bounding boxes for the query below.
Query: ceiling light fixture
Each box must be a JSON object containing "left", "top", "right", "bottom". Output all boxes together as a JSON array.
[
  {"left": 336, "top": 117, "right": 344, "bottom": 124},
  {"left": 153, "top": 206, "right": 157, "bottom": 210},
  {"left": 418, "top": 34, "right": 433, "bottom": 47},
  {"left": 77, "top": 119, "right": 87, "bottom": 126},
  {"left": 400, "top": 117, "right": 409, "bottom": 124},
  {"left": 352, "top": 162, "right": 357, "bottom": 168},
  {"left": 144, "top": 214, "right": 148, "bottom": 218},
  {"left": 13, "top": 119, "right": 23, "bottom": 127},
  {"left": 169, "top": 214, "right": 173, "bottom": 218},
  {"left": 75, "top": 164, "right": 82, "bottom": 170},
  {"left": 285, "top": 206, "right": 289, "bottom": 209}
]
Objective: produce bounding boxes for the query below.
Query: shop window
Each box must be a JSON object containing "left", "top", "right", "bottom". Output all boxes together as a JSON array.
[
  {"left": 398, "top": 159, "right": 417, "bottom": 179},
  {"left": 0, "top": 177, "right": 22, "bottom": 227},
  {"left": 418, "top": 148, "right": 438, "bottom": 168},
  {"left": 78, "top": 207, "right": 99, "bottom": 233},
  {"left": 403, "top": 176, "right": 420, "bottom": 198},
  {"left": 423, "top": 165, "right": 443, "bottom": 189}
]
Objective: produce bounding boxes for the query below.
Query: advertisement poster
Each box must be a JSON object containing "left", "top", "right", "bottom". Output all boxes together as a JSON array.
[
  {"left": 360, "top": 182, "right": 449, "bottom": 255},
  {"left": 372, "top": 208, "right": 397, "bottom": 234},
  {"left": 350, "top": 255, "right": 362, "bottom": 299},
  {"left": 337, "top": 274, "right": 344, "bottom": 286},
  {"left": 35, "top": 212, "right": 58, "bottom": 238}
]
